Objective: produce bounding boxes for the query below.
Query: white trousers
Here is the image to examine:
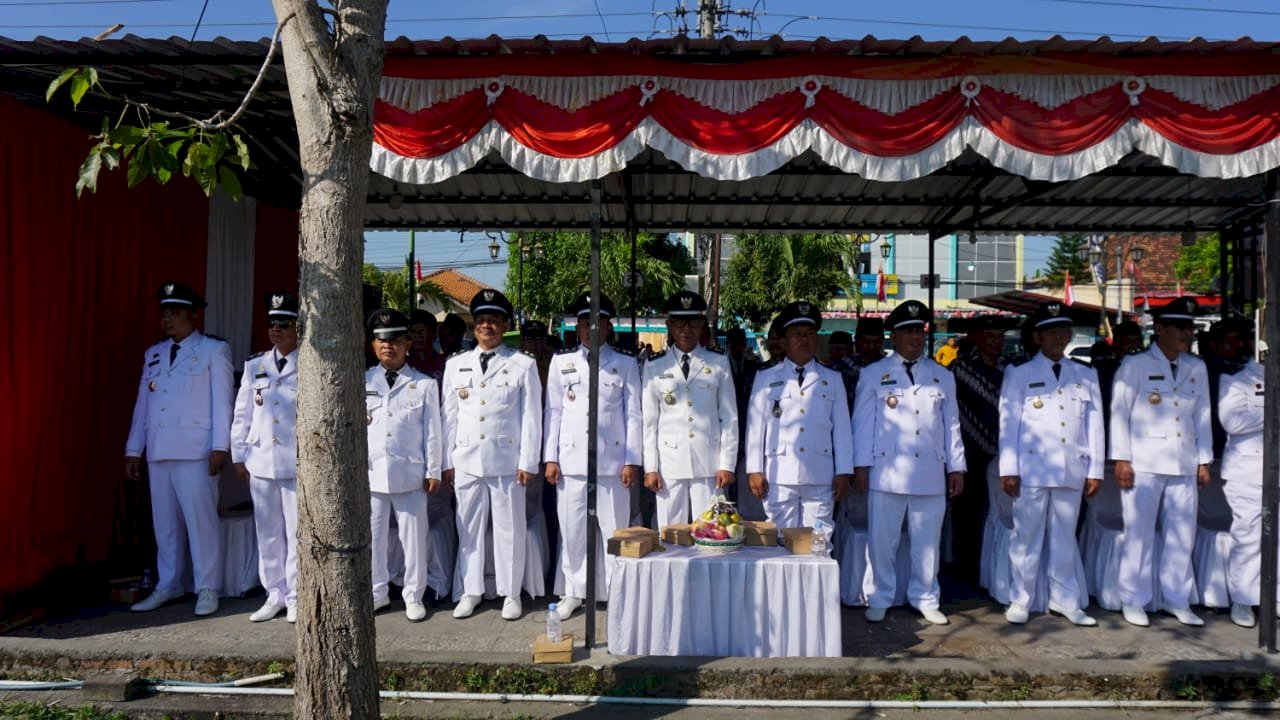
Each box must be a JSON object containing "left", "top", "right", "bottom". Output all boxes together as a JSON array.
[
  {"left": 148, "top": 459, "right": 221, "bottom": 594},
  {"left": 455, "top": 472, "right": 526, "bottom": 599},
  {"left": 1119, "top": 472, "right": 1197, "bottom": 608},
  {"left": 1224, "top": 479, "right": 1277, "bottom": 606},
  {"left": 867, "top": 490, "right": 944, "bottom": 610},
  {"left": 371, "top": 489, "right": 428, "bottom": 604},
  {"left": 555, "top": 474, "right": 630, "bottom": 599},
  {"left": 1009, "top": 486, "right": 1084, "bottom": 610},
  {"left": 249, "top": 476, "right": 298, "bottom": 607},
  {"left": 764, "top": 483, "right": 833, "bottom": 531},
  {"left": 655, "top": 476, "right": 717, "bottom": 527}
]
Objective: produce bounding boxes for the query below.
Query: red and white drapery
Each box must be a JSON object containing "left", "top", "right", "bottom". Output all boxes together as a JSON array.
[{"left": 371, "top": 53, "right": 1280, "bottom": 185}]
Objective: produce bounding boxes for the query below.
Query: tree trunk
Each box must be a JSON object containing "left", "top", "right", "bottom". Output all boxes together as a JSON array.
[{"left": 270, "top": 1, "right": 388, "bottom": 717}]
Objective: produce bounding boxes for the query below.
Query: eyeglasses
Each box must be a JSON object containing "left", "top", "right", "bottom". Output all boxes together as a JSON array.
[{"left": 269, "top": 321, "right": 296, "bottom": 329}]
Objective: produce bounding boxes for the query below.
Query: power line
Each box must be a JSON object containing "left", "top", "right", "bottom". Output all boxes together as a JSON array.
[
  {"left": 764, "top": 13, "right": 1172, "bottom": 40},
  {"left": 0, "top": 0, "right": 174, "bottom": 5},
  {"left": 1039, "top": 0, "right": 1280, "bottom": 16}
]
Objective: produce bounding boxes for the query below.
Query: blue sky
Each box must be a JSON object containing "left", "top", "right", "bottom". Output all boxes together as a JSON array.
[{"left": 7, "top": 0, "right": 1270, "bottom": 289}]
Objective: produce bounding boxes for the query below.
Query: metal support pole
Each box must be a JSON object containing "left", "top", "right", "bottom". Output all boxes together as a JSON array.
[
  {"left": 708, "top": 234, "right": 721, "bottom": 336},
  {"left": 1259, "top": 170, "right": 1280, "bottom": 652},
  {"left": 629, "top": 228, "right": 638, "bottom": 349},
  {"left": 408, "top": 229, "right": 416, "bottom": 311},
  {"left": 585, "top": 179, "right": 603, "bottom": 652},
  {"left": 1116, "top": 249, "right": 1124, "bottom": 318},
  {"left": 927, "top": 235, "right": 936, "bottom": 353},
  {"left": 517, "top": 233, "right": 524, "bottom": 326},
  {"left": 1220, "top": 226, "right": 1231, "bottom": 314}
]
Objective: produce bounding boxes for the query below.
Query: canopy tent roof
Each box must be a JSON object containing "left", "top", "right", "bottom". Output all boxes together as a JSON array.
[
  {"left": 970, "top": 288, "right": 1137, "bottom": 324},
  {"left": 2, "top": 33, "right": 1278, "bottom": 234}
]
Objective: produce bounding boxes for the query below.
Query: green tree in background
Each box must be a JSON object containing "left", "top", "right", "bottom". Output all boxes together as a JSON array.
[
  {"left": 720, "top": 234, "right": 858, "bottom": 329},
  {"left": 1043, "top": 234, "right": 1089, "bottom": 287},
  {"left": 504, "top": 232, "right": 694, "bottom": 321},
  {"left": 362, "top": 262, "right": 448, "bottom": 311},
  {"left": 1174, "top": 232, "right": 1224, "bottom": 294}
]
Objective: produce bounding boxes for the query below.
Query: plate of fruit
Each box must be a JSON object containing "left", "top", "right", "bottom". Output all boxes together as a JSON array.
[{"left": 692, "top": 496, "right": 744, "bottom": 552}]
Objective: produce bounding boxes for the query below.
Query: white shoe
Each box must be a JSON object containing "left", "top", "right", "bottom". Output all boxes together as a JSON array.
[
  {"left": 865, "top": 606, "right": 887, "bottom": 623},
  {"left": 1122, "top": 605, "right": 1149, "bottom": 627},
  {"left": 405, "top": 601, "right": 427, "bottom": 622},
  {"left": 1162, "top": 605, "right": 1204, "bottom": 627},
  {"left": 556, "top": 596, "right": 583, "bottom": 620},
  {"left": 1004, "top": 603, "right": 1029, "bottom": 624},
  {"left": 373, "top": 597, "right": 391, "bottom": 613},
  {"left": 1231, "top": 603, "right": 1256, "bottom": 628},
  {"left": 452, "top": 594, "right": 481, "bottom": 619},
  {"left": 130, "top": 589, "right": 181, "bottom": 612},
  {"left": 286, "top": 606, "right": 297, "bottom": 624},
  {"left": 501, "top": 596, "right": 522, "bottom": 621},
  {"left": 1049, "top": 602, "right": 1098, "bottom": 627},
  {"left": 919, "top": 607, "right": 949, "bottom": 625},
  {"left": 250, "top": 600, "right": 286, "bottom": 623},
  {"left": 194, "top": 589, "right": 219, "bottom": 617}
]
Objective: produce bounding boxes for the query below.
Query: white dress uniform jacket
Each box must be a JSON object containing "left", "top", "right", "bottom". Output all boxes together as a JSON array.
[
  {"left": 853, "top": 354, "right": 966, "bottom": 494},
  {"left": 1109, "top": 344, "right": 1213, "bottom": 473},
  {"left": 443, "top": 345, "right": 542, "bottom": 477},
  {"left": 1218, "top": 360, "right": 1268, "bottom": 606},
  {"left": 544, "top": 345, "right": 642, "bottom": 475},
  {"left": 745, "top": 358, "right": 854, "bottom": 484},
  {"left": 998, "top": 354, "right": 1105, "bottom": 488},
  {"left": 230, "top": 349, "right": 298, "bottom": 479},
  {"left": 126, "top": 331, "right": 234, "bottom": 459},
  {"left": 641, "top": 346, "right": 739, "bottom": 480},
  {"left": 366, "top": 365, "right": 443, "bottom": 494}
]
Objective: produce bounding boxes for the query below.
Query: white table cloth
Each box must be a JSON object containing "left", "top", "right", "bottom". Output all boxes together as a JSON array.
[
  {"left": 607, "top": 545, "right": 841, "bottom": 657},
  {"left": 219, "top": 511, "right": 260, "bottom": 597}
]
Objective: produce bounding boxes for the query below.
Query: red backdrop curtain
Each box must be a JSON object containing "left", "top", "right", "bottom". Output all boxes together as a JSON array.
[
  {"left": 250, "top": 202, "right": 301, "bottom": 350},
  {"left": 0, "top": 93, "right": 210, "bottom": 595}
]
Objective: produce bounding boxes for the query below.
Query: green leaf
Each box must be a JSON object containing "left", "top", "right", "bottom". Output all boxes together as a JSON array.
[
  {"left": 100, "top": 145, "right": 121, "bottom": 171},
  {"left": 111, "top": 125, "right": 146, "bottom": 147},
  {"left": 126, "top": 147, "right": 151, "bottom": 188},
  {"left": 75, "top": 148, "right": 103, "bottom": 197},
  {"left": 231, "top": 133, "right": 251, "bottom": 171},
  {"left": 45, "top": 68, "right": 78, "bottom": 102},
  {"left": 218, "top": 165, "right": 242, "bottom": 200},
  {"left": 68, "top": 69, "right": 93, "bottom": 109}
]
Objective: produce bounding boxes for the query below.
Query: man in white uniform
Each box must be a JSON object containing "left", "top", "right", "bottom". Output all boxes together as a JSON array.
[
  {"left": 230, "top": 291, "right": 301, "bottom": 623},
  {"left": 642, "top": 291, "right": 739, "bottom": 526},
  {"left": 1217, "top": 328, "right": 1266, "bottom": 627},
  {"left": 1110, "top": 296, "right": 1212, "bottom": 627},
  {"left": 853, "top": 300, "right": 965, "bottom": 625},
  {"left": 745, "top": 300, "right": 853, "bottom": 529},
  {"left": 545, "top": 292, "right": 642, "bottom": 619},
  {"left": 125, "top": 282, "right": 232, "bottom": 616},
  {"left": 365, "top": 309, "right": 442, "bottom": 622},
  {"left": 997, "top": 302, "right": 1103, "bottom": 626},
  {"left": 444, "top": 290, "right": 542, "bottom": 620}
]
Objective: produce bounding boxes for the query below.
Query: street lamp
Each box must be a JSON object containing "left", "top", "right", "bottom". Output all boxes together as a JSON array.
[
  {"left": 487, "top": 232, "right": 546, "bottom": 324},
  {"left": 880, "top": 239, "right": 892, "bottom": 260}
]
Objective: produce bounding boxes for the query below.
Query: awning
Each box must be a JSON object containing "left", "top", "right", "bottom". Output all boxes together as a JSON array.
[{"left": 968, "top": 289, "right": 1134, "bottom": 324}]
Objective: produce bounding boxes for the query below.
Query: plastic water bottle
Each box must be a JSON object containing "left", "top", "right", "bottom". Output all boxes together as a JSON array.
[
  {"left": 546, "top": 603, "right": 562, "bottom": 642},
  {"left": 812, "top": 519, "right": 833, "bottom": 558}
]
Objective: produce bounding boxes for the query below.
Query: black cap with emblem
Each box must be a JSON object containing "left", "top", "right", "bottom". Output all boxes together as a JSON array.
[
  {"left": 367, "top": 308, "right": 410, "bottom": 339},
  {"left": 1030, "top": 302, "right": 1072, "bottom": 330},
  {"left": 776, "top": 300, "right": 822, "bottom": 332},
  {"left": 264, "top": 291, "right": 298, "bottom": 318},
  {"left": 469, "top": 288, "right": 513, "bottom": 319},
  {"left": 1151, "top": 296, "right": 1200, "bottom": 323},
  {"left": 521, "top": 319, "right": 548, "bottom": 337},
  {"left": 663, "top": 290, "right": 707, "bottom": 318},
  {"left": 571, "top": 291, "right": 617, "bottom": 319},
  {"left": 854, "top": 317, "right": 884, "bottom": 338},
  {"left": 886, "top": 300, "right": 931, "bottom": 331},
  {"left": 158, "top": 281, "right": 207, "bottom": 310}
]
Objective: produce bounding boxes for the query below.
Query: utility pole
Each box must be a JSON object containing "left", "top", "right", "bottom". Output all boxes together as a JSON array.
[
  {"left": 407, "top": 228, "right": 416, "bottom": 311},
  {"left": 698, "top": 0, "right": 717, "bottom": 38}
]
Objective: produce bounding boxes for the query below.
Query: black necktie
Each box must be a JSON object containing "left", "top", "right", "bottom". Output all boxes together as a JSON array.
[
  {"left": 904, "top": 360, "right": 916, "bottom": 385},
  {"left": 385, "top": 369, "right": 398, "bottom": 388},
  {"left": 169, "top": 343, "right": 180, "bottom": 365},
  {"left": 480, "top": 351, "right": 494, "bottom": 374},
  {"left": 1052, "top": 362, "right": 1061, "bottom": 380},
  {"left": 796, "top": 366, "right": 805, "bottom": 386},
  {"left": 276, "top": 356, "right": 287, "bottom": 373},
  {"left": 1170, "top": 361, "right": 1178, "bottom": 380},
  {"left": 681, "top": 353, "right": 691, "bottom": 379}
]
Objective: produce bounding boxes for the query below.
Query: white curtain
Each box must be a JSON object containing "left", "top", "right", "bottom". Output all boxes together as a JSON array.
[{"left": 204, "top": 189, "right": 257, "bottom": 365}]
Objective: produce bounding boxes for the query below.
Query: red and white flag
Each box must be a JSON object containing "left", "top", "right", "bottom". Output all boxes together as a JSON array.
[
  {"left": 416, "top": 260, "right": 424, "bottom": 282},
  {"left": 876, "top": 268, "right": 887, "bottom": 302},
  {"left": 1176, "top": 278, "right": 1184, "bottom": 297},
  {"left": 1063, "top": 270, "right": 1075, "bottom": 305}
]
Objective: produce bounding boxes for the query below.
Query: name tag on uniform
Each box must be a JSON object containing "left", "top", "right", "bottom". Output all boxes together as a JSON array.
[
  {"left": 147, "top": 359, "right": 160, "bottom": 367},
  {"left": 1028, "top": 382, "right": 1045, "bottom": 389},
  {"left": 769, "top": 381, "right": 784, "bottom": 387},
  {"left": 562, "top": 368, "right": 577, "bottom": 374},
  {"left": 881, "top": 379, "right": 897, "bottom": 385},
  {"left": 1148, "top": 375, "right": 1165, "bottom": 381},
  {"left": 659, "top": 373, "right": 673, "bottom": 379},
  {"left": 459, "top": 367, "right": 473, "bottom": 372},
  {"left": 255, "top": 372, "right": 268, "bottom": 379},
  {"left": 366, "top": 390, "right": 379, "bottom": 396}
]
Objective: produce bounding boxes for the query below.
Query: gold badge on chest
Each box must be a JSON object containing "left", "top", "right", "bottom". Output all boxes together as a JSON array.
[
  {"left": 1032, "top": 397, "right": 1043, "bottom": 409},
  {"left": 1149, "top": 392, "right": 1162, "bottom": 405},
  {"left": 663, "top": 391, "right": 676, "bottom": 405},
  {"left": 567, "top": 389, "right": 576, "bottom": 402},
  {"left": 886, "top": 396, "right": 898, "bottom": 409},
  {"left": 459, "top": 388, "right": 470, "bottom": 400}
]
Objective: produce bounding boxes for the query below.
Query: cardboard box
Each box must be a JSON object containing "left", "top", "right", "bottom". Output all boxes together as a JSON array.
[
  {"left": 781, "top": 527, "right": 814, "bottom": 555},
  {"left": 533, "top": 633, "right": 574, "bottom": 663},
  {"left": 742, "top": 520, "right": 776, "bottom": 533},
  {"left": 742, "top": 520, "right": 777, "bottom": 547},
  {"left": 614, "top": 526, "right": 660, "bottom": 545},
  {"left": 607, "top": 534, "right": 655, "bottom": 558},
  {"left": 661, "top": 523, "right": 694, "bottom": 546}
]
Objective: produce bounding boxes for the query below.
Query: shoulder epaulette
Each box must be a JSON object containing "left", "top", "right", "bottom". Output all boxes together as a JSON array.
[
  {"left": 1070, "top": 357, "right": 1090, "bottom": 368},
  {"left": 648, "top": 350, "right": 667, "bottom": 360},
  {"left": 248, "top": 351, "right": 267, "bottom": 359},
  {"left": 1011, "top": 355, "right": 1033, "bottom": 367},
  {"left": 520, "top": 349, "right": 536, "bottom": 358},
  {"left": 817, "top": 359, "right": 832, "bottom": 369},
  {"left": 204, "top": 333, "right": 227, "bottom": 342},
  {"left": 448, "top": 348, "right": 470, "bottom": 358},
  {"left": 706, "top": 345, "right": 725, "bottom": 354},
  {"left": 759, "top": 357, "right": 781, "bottom": 370},
  {"left": 555, "top": 346, "right": 577, "bottom": 355},
  {"left": 614, "top": 346, "right": 636, "bottom": 356}
]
